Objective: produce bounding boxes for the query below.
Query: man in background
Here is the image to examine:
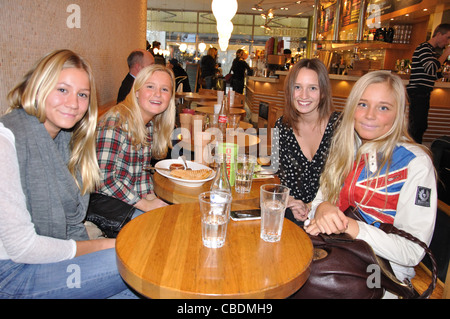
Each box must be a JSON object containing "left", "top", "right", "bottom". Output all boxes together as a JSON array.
[
  {"left": 117, "top": 49, "right": 155, "bottom": 103},
  {"left": 407, "top": 23, "right": 450, "bottom": 143}
]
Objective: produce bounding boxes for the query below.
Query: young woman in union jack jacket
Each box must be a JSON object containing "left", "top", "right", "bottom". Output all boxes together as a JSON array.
[{"left": 305, "top": 71, "right": 437, "bottom": 289}]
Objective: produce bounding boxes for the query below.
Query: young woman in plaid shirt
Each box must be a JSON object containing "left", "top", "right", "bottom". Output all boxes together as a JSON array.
[{"left": 93, "top": 64, "right": 175, "bottom": 217}]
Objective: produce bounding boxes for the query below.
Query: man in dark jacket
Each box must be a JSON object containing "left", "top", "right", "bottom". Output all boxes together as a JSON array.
[{"left": 117, "top": 49, "right": 154, "bottom": 103}]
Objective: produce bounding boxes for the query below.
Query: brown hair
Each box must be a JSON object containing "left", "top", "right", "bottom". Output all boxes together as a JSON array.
[
  {"left": 282, "top": 58, "right": 334, "bottom": 129},
  {"left": 432, "top": 23, "right": 450, "bottom": 37}
]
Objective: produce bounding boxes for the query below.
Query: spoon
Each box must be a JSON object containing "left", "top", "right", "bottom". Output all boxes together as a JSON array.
[
  {"left": 180, "top": 156, "right": 192, "bottom": 170},
  {"left": 143, "top": 165, "right": 171, "bottom": 172}
]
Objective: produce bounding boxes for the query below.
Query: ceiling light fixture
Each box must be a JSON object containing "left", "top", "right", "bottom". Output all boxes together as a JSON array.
[{"left": 211, "top": 0, "right": 238, "bottom": 51}]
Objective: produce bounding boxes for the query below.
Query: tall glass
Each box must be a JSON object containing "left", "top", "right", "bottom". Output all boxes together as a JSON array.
[
  {"left": 235, "top": 154, "right": 256, "bottom": 193},
  {"left": 260, "top": 184, "right": 290, "bottom": 242},
  {"left": 199, "top": 191, "right": 232, "bottom": 248}
]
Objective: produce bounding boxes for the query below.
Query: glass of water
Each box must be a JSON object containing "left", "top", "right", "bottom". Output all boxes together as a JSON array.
[
  {"left": 234, "top": 154, "right": 256, "bottom": 193},
  {"left": 199, "top": 191, "right": 232, "bottom": 248},
  {"left": 260, "top": 184, "right": 290, "bottom": 242}
]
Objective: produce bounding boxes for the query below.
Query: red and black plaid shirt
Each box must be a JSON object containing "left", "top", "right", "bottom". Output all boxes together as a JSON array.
[{"left": 95, "top": 114, "right": 153, "bottom": 205}]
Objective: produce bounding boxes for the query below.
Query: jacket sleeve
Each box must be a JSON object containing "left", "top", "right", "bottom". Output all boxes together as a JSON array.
[{"left": 356, "top": 152, "right": 437, "bottom": 267}]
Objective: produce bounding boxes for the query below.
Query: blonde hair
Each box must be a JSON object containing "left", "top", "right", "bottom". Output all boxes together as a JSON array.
[
  {"left": 319, "top": 71, "right": 427, "bottom": 204},
  {"left": 7, "top": 49, "right": 100, "bottom": 194},
  {"left": 101, "top": 64, "right": 175, "bottom": 159}
]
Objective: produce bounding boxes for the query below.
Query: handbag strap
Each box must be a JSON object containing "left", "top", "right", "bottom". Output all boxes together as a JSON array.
[
  {"left": 345, "top": 206, "right": 437, "bottom": 299},
  {"left": 378, "top": 223, "right": 437, "bottom": 299}
]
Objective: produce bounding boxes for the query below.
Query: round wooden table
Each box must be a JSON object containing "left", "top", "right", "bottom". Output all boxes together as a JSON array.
[
  {"left": 176, "top": 92, "right": 218, "bottom": 103},
  {"left": 196, "top": 100, "right": 244, "bottom": 108},
  {"left": 116, "top": 202, "right": 313, "bottom": 299},
  {"left": 153, "top": 173, "right": 278, "bottom": 209},
  {"left": 174, "top": 131, "right": 260, "bottom": 156},
  {"left": 195, "top": 106, "right": 246, "bottom": 116}
]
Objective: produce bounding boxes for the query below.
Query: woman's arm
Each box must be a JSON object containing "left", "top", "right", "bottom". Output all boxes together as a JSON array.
[
  {"left": 0, "top": 127, "right": 77, "bottom": 264},
  {"left": 75, "top": 238, "right": 115, "bottom": 257},
  {"left": 356, "top": 152, "right": 437, "bottom": 266}
]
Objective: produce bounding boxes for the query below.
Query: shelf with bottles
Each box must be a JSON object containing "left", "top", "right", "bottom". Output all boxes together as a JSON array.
[{"left": 314, "top": 40, "right": 411, "bottom": 53}]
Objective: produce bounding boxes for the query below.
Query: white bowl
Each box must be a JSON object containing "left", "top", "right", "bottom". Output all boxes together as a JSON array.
[{"left": 155, "top": 159, "right": 215, "bottom": 187}]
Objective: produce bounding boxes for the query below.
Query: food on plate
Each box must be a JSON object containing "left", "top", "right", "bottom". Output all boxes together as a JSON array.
[
  {"left": 169, "top": 163, "right": 185, "bottom": 171},
  {"left": 170, "top": 169, "right": 212, "bottom": 180},
  {"left": 257, "top": 156, "right": 271, "bottom": 165}
]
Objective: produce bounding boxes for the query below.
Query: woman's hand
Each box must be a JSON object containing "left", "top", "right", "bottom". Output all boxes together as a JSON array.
[
  {"left": 304, "top": 201, "right": 348, "bottom": 236},
  {"left": 75, "top": 238, "right": 115, "bottom": 257},
  {"left": 134, "top": 193, "right": 168, "bottom": 212},
  {"left": 287, "top": 196, "right": 310, "bottom": 221}
]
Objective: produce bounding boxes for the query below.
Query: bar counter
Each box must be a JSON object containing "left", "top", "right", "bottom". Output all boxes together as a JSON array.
[{"left": 246, "top": 72, "right": 450, "bottom": 144}]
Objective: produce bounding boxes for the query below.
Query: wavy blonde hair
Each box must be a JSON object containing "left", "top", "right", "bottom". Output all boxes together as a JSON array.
[
  {"left": 319, "top": 71, "right": 428, "bottom": 204},
  {"left": 101, "top": 64, "right": 175, "bottom": 159},
  {"left": 7, "top": 49, "right": 100, "bottom": 194}
]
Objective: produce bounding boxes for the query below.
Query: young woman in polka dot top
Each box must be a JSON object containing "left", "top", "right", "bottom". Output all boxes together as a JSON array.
[{"left": 273, "top": 59, "right": 340, "bottom": 225}]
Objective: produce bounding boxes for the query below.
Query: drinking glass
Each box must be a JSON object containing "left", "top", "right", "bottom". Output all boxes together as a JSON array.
[
  {"left": 260, "top": 184, "right": 290, "bottom": 242},
  {"left": 235, "top": 154, "right": 256, "bottom": 193},
  {"left": 199, "top": 191, "right": 232, "bottom": 248}
]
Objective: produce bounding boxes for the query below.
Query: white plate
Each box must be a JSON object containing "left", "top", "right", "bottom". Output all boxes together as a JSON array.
[{"left": 155, "top": 159, "right": 215, "bottom": 187}]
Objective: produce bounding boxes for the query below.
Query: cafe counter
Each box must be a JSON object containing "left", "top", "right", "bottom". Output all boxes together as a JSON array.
[{"left": 246, "top": 72, "right": 450, "bottom": 144}]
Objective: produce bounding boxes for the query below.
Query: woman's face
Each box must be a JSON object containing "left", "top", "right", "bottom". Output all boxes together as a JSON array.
[
  {"left": 293, "top": 67, "right": 321, "bottom": 115},
  {"left": 354, "top": 82, "right": 397, "bottom": 143},
  {"left": 44, "top": 68, "right": 90, "bottom": 139},
  {"left": 136, "top": 70, "right": 172, "bottom": 123}
]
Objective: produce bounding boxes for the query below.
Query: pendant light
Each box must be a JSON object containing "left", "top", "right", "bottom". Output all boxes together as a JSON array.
[{"left": 211, "top": 0, "right": 238, "bottom": 23}]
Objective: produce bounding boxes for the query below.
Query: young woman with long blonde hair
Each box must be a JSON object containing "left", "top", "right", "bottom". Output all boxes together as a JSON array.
[
  {"left": 0, "top": 49, "right": 138, "bottom": 298},
  {"left": 90, "top": 64, "right": 175, "bottom": 228},
  {"left": 305, "top": 71, "right": 437, "bottom": 293}
]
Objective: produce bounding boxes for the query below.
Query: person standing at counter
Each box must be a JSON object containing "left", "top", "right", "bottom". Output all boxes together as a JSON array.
[
  {"left": 305, "top": 71, "right": 436, "bottom": 296},
  {"left": 230, "top": 49, "right": 252, "bottom": 94},
  {"left": 272, "top": 59, "right": 340, "bottom": 225},
  {"left": 88, "top": 65, "right": 175, "bottom": 234},
  {"left": 200, "top": 47, "right": 218, "bottom": 89},
  {"left": 407, "top": 23, "right": 450, "bottom": 144}
]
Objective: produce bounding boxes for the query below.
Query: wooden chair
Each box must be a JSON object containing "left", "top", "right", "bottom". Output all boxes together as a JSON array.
[
  {"left": 198, "top": 88, "right": 218, "bottom": 95},
  {"left": 437, "top": 200, "right": 450, "bottom": 299},
  {"left": 232, "top": 92, "right": 245, "bottom": 108},
  {"left": 413, "top": 200, "right": 450, "bottom": 299}
]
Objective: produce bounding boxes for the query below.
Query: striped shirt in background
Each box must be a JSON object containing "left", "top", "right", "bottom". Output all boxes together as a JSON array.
[{"left": 407, "top": 42, "right": 441, "bottom": 93}]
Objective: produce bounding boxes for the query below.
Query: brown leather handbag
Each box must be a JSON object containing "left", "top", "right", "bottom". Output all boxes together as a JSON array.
[{"left": 291, "top": 207, "right": 437, "bottom": 299}]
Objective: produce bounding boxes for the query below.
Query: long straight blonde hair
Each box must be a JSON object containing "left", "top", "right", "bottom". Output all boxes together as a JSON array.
[
  {"left": 100, "top": 64, "right": 175, "bottom": 159},
  {"left": 7, "top": 49, "right": 100, "bottom": 194},
  {"left": 319, "top": 71, "right": 427, "bottom": 204}
]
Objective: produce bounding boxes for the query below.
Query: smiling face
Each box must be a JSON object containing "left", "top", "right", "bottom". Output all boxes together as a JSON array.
[
  {"left": 43, "top": 67, "right": 90, "bottom": 138},
  {"left": 293, "top": 67, "right": 321, "bottom": 116},
  {"left": 353, "top": 82, "right": 397, "bottom": 143},
  {"left": 136, "top": 70, "right": 173, "bottom": 123}
]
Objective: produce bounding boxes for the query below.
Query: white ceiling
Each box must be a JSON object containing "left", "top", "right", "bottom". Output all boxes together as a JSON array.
[{"left": 146, "top": 0, "right": 316, "bottom": 17}]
